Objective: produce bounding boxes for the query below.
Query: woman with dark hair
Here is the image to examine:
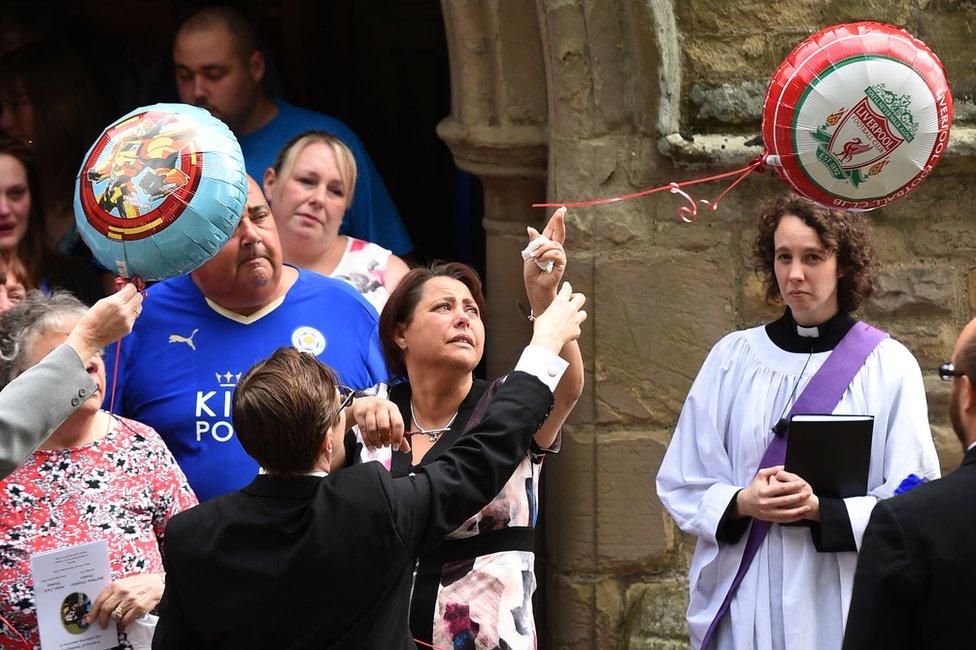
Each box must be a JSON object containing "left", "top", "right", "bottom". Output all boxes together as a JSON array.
[
  {"left": 339, "top": 210, "right": 583, "bottom": 649},
  {"left": 0, "top": 136, "right": 104, "bottom": 306},
  {"left": 0, "top": 40, "right": 104, "bottom": 259},
  {"left": 656, "top": 194, "right": 939, "bottom": 650}
]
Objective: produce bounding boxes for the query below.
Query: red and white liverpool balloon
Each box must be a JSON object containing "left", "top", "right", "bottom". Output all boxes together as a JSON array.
[{"left": 763, "top": 22, "right": 953, "bottom": 211}]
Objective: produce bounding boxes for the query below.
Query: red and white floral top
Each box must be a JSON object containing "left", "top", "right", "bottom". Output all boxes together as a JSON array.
[{"left": 0, "top": 416, "right": 197, "bottom": 649}]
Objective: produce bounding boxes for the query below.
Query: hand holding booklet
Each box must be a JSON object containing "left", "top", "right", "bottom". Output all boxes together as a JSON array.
[
  {"left": 784, "top": 414, "right": 874, "bottom": 499},
  {"left": 29, "top": 540, "right": 119, "bottom": 650}
]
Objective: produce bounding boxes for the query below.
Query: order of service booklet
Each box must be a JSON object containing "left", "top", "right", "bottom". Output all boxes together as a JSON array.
[
  {"left": 29, "top": 540, "right": 118, "bottom": 650},
  {"left": 784, "top": 414, "right": 874, "bottom": 499}
]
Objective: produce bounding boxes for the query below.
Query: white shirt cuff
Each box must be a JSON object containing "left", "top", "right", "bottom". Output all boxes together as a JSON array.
[{"left": 513, "top": 345, "right": 569, "bottom": 393}]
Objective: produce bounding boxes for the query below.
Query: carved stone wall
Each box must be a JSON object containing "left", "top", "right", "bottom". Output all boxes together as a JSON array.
[{"left": 436, "top": 1, "right": 976, "bottom": 647}]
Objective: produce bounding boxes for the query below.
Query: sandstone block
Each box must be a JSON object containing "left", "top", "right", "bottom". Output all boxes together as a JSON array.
[
  {"left": 884, "top": 322, "right": 956, "bottom": 369},
  {"left": 621, "top": 580, "right": 691, "bottom": 648},
  {"left": 595, "top": 579, "right": 625, "bottom": 647},
  {"left": 968, "top": 268, "right": 976, "bottom": 311},
  {"left": 596, "top": 430, "right": 670, "bottom": 572},
  {"left": 910, "top": 219, "right": 976, "bottom": 257},
  {"left": 924, "top": 375, "right": 951, "bottom": 417},
  {"left": 594, "top": 255, "right": 735, "bottom": 427},
  {"left": 864, "top": 267, "right": 957, "bottom": 318},
  {"left": 916, "top": 4, "right": 976, "bottom": 100},
  {"left": 546, "top": 429, "right": 597, "bottom": 573},
  {"left": 549, "top": 574, "right": 594, "bottom": 648},
  {"left": 932, "top": 423, "right": 965, "bottom": 476},
  {"left": 740, "top": 273, "right": 783, "bottom": 327}
]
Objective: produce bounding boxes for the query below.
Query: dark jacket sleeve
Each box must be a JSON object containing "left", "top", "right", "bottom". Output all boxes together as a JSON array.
[
  {"left": 389, "top": 371, "right": 553, "bottom": 556},
  {"left": 842, "top": 499, "right": 917, "bottom": 650},
  {"left": 152, "top": 516, "right": 206, "bottom": 650}
]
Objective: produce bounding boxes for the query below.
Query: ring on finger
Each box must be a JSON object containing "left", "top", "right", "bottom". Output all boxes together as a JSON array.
[{"left": 112, "top": 604, "right": 128, "bottom": 620}]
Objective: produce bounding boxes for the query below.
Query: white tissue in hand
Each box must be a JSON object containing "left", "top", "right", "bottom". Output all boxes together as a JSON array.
[{"left": 521, "top": 235, "right": 554, "bottom": 273}]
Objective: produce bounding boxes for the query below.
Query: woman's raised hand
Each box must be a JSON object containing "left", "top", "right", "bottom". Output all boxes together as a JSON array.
[
  {"left": 65, "top": 283, "right": 144, "bottom": 361},
  {"left": 529, "top": 282, "right": 586, "bottom": 354},
  {"left": 523, "top": 207, "right": 568, "bottom": 313}
]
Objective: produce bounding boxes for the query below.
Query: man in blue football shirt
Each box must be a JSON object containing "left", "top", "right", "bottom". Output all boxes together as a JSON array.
[
  {"left": 104, "top": 177, "right": 388, "bottom": 500},
  {"left": 171, "top": 5, "right": 414, "bottom": 257}
]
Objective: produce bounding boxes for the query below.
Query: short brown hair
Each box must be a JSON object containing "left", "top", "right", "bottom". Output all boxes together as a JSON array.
[
  {"left": 379, "top": 262, "right": 487, "bottom": 378},
  {"left": 232, "top": 347, "right": 340, "bottom": 475},
  {"left": 753, "top": 193, "right": 877, "bottom": 313},
  {"left": 177, "top": 5, "right": 260, "bottom": 63}
]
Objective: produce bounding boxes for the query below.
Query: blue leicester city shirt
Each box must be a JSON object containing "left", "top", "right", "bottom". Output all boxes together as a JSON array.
[
  {"left": 238, "top": 99, "right": 413, "bottom": 256},
  {"left": 103, "top": 269, "right": 388, "bottom": 501}
]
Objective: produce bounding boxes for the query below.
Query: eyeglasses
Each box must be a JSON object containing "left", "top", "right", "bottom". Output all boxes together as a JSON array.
[
  {"left": 938, "top": 362, "right": 966, "bottom": 382},
  {"left": 330, "top": 385, "right": 356, "bottom": 419}
]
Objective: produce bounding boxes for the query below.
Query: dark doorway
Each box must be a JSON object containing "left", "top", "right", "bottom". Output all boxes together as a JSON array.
[{"left": 1, "top": 0, "right": 484, "bottom": 273}]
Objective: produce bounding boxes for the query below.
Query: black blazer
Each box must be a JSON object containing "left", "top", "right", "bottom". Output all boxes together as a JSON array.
[
  {"left": 152, "top": 371, "right": 553, "bottom": 649},
  {"left": 843, "top": 447, "right": 976, "bottom": 649}
]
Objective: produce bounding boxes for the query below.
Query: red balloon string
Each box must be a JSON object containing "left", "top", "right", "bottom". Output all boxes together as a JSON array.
[
  {"left": 108, "top": 339, "right": 122, "bottom": 417},
  {"left": 532, "top": 155, "right": 768, "bottom": 220},
  {"left": 413, "top": 639, "right": 447, "bottom": 650},
  {"left": 0, "top": 613, "right": 31, "bottom": 649},
  {"left": 107, "top": 275, "right": 146, "bottom": 418}
]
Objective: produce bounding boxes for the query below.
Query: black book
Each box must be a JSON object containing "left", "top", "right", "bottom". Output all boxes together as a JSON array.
[{"left": 784, "top": 414, "right": 874, "bottom": 499}]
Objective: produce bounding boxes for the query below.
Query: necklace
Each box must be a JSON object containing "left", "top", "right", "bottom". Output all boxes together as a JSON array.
[{"left": 410, "top": 401, "right": 459, "bottom": 442}]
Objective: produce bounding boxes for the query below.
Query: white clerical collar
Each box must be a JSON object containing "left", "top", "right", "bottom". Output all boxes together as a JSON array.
[
  {"left": 258, "top": 468, "right": 329, "bottom": 477},
  {"left": 796, "top": 324, "right": 820, "bottom": 338},
  {"left": 967, "top": 441, "right": 976, "bottom": 452}
]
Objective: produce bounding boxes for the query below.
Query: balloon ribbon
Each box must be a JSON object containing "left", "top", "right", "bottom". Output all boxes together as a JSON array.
[
  {"left": 108, "top": 275, "right": 147, "bottom": 416},
  {"left": 532, "top": 154, "right": 768, "bottom": 222}
]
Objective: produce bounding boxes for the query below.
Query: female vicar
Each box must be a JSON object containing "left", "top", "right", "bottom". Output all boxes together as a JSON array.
[{"left": 656, "top": 193, "right": 939, "bottom": 650}]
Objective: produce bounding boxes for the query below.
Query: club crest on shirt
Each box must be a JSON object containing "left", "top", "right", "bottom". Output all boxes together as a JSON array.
[{"left": 291, "top": 326, "right": 326, "bottom": 356}]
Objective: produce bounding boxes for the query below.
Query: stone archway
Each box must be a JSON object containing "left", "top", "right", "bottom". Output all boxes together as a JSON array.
[{"left": 436, "top": 2, "right": 685, "bottom": 646}]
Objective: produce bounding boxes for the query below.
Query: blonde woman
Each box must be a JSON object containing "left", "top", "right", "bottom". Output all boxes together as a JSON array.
[{"left": 263, "top": 131, "right": 409, "bottom": 314}]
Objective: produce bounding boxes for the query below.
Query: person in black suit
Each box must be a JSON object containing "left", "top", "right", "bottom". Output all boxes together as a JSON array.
[
  {"left": 151, "top": 282, "right": 587, "bottom": 649},
  {"left": 843, "top": 317, "right": 976, "bottom": 649}
]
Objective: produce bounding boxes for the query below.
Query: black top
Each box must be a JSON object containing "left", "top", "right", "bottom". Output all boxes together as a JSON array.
[{"left": 389, "top": 378, "right": 491, "bottom": 475}]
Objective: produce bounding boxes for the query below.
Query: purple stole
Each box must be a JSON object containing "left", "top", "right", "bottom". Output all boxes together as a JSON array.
[{"left": 699, "top": 321, "right": 887, "bottom": 650}]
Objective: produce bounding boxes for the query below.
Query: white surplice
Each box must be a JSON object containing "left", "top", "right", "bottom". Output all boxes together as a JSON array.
[{"left": 656, "top": 325, "right": 940, "bottom": 650}]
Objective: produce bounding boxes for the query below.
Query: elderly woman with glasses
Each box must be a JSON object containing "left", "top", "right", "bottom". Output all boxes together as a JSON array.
[
  {"left": 0, "top": 292, "right": 197, "bottom": 649},
  {"left": 656, "top": 194, "right": 940, "bottom": 650}
]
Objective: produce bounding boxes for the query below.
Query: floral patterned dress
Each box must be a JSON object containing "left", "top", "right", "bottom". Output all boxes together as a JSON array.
[
  {"left": 0, "top": 415, "right": 197, "bottom": 649},
  {"left": 331, "top": 236, "right": 393, "bottom": 315},
  {"left": 350, "top": 378, "right": 557, "bottom": 649}
]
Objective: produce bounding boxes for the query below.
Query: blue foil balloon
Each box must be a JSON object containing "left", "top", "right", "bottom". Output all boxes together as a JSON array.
[{"left": 74, "top": 103, "right": 246, "bottom": 280}]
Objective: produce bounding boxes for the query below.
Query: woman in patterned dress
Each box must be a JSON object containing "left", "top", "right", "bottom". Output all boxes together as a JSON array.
[
  {"left": 262, "top": 130, "right": 409, "bottom": 315},
  {"left": 0, "top": 292, "right": 197, "bottom": 650},
  {"left": 342, "top": 209, "right": 583, "bottom": 649}
]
